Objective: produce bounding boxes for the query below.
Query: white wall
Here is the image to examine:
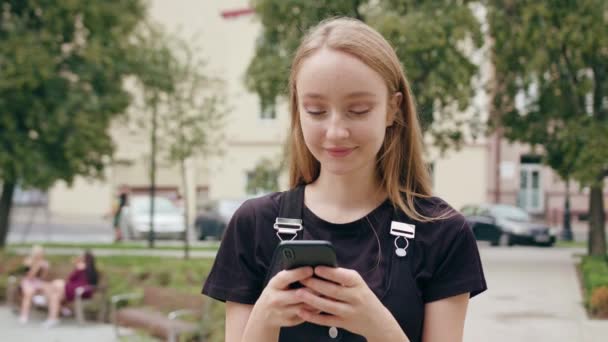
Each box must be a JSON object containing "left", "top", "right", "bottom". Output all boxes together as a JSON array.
[{"left": 48, "top": 177, "right": 112, "bottom": 217}]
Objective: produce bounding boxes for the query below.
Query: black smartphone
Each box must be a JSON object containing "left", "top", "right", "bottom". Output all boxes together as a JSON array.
[{"left": 264, "top": 240, "right": 337, "bottom": 287}]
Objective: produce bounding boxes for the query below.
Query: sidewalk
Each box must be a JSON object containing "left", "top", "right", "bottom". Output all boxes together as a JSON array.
[
  {"left": 464, "top": 246, "right": 608, "bottom": 342},
  {"left": 0, "top": 306, "right": 120, "bottom": 342}
]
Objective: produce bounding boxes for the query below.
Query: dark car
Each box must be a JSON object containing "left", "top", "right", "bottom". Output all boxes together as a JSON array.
[
  {"left": 461, "top": 204, "right": 556, "bottom": 247},
  {"left": 195, "top": 212, "right": 226, "bottom": 241}
]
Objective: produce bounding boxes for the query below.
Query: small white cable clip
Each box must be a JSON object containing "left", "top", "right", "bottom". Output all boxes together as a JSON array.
[
  {"left": 273, "top": 218, "right": 303, "bottom": 241},
  {"left": 390, "top": 221, "right": 415, "bottom": 257},
  {"left": 329, "top": 326, "right": 339, "bottom": 338}
]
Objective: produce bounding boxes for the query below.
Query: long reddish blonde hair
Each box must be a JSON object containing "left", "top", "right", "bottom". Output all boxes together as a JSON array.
[{"left": 287, "top": 17, "right": 442, "bottom": 222}]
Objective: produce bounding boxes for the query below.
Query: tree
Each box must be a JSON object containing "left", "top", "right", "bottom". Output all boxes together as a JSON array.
[
  {"left": 544, "top": 128, "right": 584, "bottom": 241},
  {"left": 128, "top": 24, "right": 176, "bottom": 249},
  {"left": 0, "top": 1, "right": 152, "bottom": 247},
  {"left": 486, "top": 0, "right": 608, "bottom": 255},
  {"left": 155, "top": 33, "right": 227, "bottom": 258},
  {"left": 246, "top": 0, "right": 484, "bottom": 151},
  {"left": 246, "top": 157, "right": 283, "bottom": 195}
]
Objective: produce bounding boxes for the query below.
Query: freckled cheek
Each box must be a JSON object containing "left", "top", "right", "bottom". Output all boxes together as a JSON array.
[
  {"left": 353, "top": 125, "right": 386, "bottom": 155},
  {"left": 300, "top": 127, "right": 323, "bottom": 160},
  {"left": 301, "top": 121, "right": 326, "bottom": 148}
]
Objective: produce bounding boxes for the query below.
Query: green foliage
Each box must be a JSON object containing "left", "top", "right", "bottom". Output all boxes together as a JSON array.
[
  {"left": 0, "top": 1, "right": 148, "bottom": 188},
  {"left": 246, "top": 0, "right": 483, "bottom": 150},
  {"left": 246, "top": 0, "right": 363, "bottom": 113},
  {"left": 487, "top": 0, "right": 608, "bottom": 255},
  {"left": 246, "top": 157, "right": 282, "bottom": 195},
  {"left": 487, "top": 0, "right": 608, "bottom": 187},
  {"left": 370, "top": 0, "right": 483, "bottom": 147}
]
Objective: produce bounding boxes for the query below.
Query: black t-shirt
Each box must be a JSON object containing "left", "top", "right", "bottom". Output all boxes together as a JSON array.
[{"left": 202, "top": 190, "right": 487, "bottom": 341}]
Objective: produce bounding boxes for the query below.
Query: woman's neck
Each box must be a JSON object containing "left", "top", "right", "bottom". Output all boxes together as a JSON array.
[{"left": 305, "top": 164, "right": 386, "bottom": 222}]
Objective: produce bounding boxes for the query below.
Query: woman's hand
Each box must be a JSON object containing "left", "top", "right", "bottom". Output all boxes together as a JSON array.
[
  {"left": 296, "top": 266, "right": 408, "bottom": 341},
  {"left": 249, "top": 266, "right": 318, "bottom": 329}
]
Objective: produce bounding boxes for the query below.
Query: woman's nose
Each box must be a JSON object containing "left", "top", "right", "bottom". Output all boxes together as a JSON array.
[{"left": 325, "top": 112, "right": 349, "bottom": 140}]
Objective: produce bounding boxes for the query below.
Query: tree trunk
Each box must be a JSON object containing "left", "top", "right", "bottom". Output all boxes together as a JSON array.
[
  {"left": 562, "top": 178, "right": 573, "bottom": 241},
  {"left": 180, "top": 158, "right": 190, "bottom": 260},
  {"left": 0, "top": 181, "right": 16, "bottom": 248},
  {"left": 148, "top": 97, "right": 158, "bottom": 249},
  {"left": 588, "top": 183, "right": 606, "bottom": 256}
]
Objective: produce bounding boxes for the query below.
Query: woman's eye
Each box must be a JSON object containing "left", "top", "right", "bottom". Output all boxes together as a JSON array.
[
  {"left": 350, "top": 108, "right": 370, "bottom": 115},
  {"left": 304, "top": 107, "right": 326, "bottom": 115}
]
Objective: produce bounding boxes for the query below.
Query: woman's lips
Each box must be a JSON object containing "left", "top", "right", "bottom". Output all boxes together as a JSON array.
[{"left": 325, "top": 147, "right": 355, "bottom": 157}]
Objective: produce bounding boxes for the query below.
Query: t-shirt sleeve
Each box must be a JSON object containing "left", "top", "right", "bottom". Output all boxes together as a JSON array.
[
  {"left": 422, "top": 214, "right": 487, "bottom": 303},
  {"left": 201, "top": 200, "right": 265, "bottom": 305}
]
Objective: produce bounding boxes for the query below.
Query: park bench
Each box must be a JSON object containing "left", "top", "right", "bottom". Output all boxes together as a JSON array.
[
  {"left": 5, "top": 267, "right": 108, "bottom": 324},
  {"left": 111, "top": 286, "right": 207, "bottom": 342}
]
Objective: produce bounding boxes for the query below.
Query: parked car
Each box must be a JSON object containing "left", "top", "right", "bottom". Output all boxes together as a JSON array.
[
  {"left": 461, "top": 204, "right": 557, "bottom": 247},
  {"left": 119, "top": 196, "right": 186, "bottom": 240},
  {"left": 195, "top": 213, "right": 226, "bottom": 240},
  {"left": 194, "top": 198, "right": 251, "bottom": 240}
]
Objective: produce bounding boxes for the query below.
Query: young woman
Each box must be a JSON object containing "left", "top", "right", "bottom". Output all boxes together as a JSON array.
[
  {"left": 18, "top": 245, "right": 50, "bottom": 324},
  {"left": 202, "top": 18, "right": 487, "bottom": 342},
  {"left": 41, "top": 251, "right": 99, "bottom": 328}
]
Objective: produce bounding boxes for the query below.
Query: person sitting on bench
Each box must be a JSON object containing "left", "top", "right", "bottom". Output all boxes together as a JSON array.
[
  {"left": 18, "top": 245, "right": 50, "bottom": 324},
  {"left": 41, "top": 250, "right": 98, "bottom": 328}
]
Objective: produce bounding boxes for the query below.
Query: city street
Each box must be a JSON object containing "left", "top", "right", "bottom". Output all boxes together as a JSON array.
[
  {"left": 7, "top": 205, "right": 598, "bottom": 244},
  {"left": 7, "top": 207, "right": 111, "bottom": 243}
]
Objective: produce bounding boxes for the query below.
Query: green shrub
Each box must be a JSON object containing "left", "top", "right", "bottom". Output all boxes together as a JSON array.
[
  {"left": 590, "top": 286, "right": 608, "bottom": 317},
  {"left": 580, "top": 256, "right": 608, "bottom": 317}
]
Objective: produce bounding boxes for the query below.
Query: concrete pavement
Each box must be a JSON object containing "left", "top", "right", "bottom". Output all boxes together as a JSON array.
[
  {"left": 0, "top": 306, "right": 121, "bottom": 342},
  {"left": 465, "top": 245, "right": 608, "bottom": 342}
]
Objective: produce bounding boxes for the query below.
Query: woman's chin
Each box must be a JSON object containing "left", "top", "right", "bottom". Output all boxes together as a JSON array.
[{"left": 319, "top": 162, "right": 365, "bottom": 177}]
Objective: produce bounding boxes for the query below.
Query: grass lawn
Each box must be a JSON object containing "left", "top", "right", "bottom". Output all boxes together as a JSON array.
[
  {"left": 579, "top": 255, "right": 608, "bottom": 318},
  {"left": 556, "top": 240, "right": 587, "bottom": 248}
]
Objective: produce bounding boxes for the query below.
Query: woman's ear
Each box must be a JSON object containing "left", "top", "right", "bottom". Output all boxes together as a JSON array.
[{"left": 387, "top": 92, "right": 403, "bottom": 127}]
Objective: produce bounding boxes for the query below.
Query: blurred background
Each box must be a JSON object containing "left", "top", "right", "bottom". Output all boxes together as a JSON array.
[{"left": 0, "top": 1, "right": 607, "bottom": 341}]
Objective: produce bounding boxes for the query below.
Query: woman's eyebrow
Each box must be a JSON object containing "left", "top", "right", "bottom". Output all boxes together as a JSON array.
[
  {"left": 302, "top": 91, "right": 376, "bottom": 100},
  {"left": 302, "top": 93, "right": 326, "bottom": 99},
  {"left": 344, "top": 91, "right": 376, "bottom": 99}
]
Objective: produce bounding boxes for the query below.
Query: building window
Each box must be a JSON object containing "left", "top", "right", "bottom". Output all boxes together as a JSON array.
[{"left": 518, "top": 155, "right": 544, "bottom": 213}]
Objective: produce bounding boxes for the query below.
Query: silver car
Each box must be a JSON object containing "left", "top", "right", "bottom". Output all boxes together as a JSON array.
[{"left": 119, "top": 196, "right": 186, "bottom": 240}]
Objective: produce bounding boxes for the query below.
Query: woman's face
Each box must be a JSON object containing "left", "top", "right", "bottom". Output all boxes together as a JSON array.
[
  {"left": 31, "top": 246, "right": 44, "bottom": 261},
  {"left": 296, "top": 48, "right": 400, "bottom": 177},
  {"left": 75, "top": 255, "right": 86, "bottom": 270}
]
